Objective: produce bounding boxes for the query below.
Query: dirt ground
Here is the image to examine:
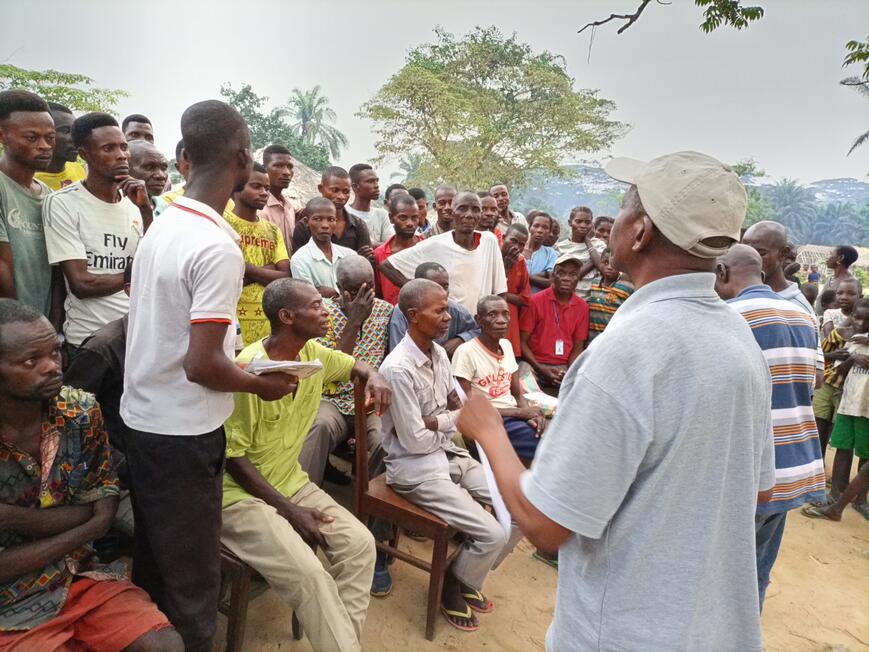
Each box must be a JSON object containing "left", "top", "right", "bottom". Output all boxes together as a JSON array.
[{"left": 216, "top": 457, "right": 869, "bottom": 652}]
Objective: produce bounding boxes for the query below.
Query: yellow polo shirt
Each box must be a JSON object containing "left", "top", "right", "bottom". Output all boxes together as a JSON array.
[
  {"left": 35, "top": 161, "right": 87, "bottom": 191},
  {"left": 222, "top": 339, "right": 355, "bottom": 508}
]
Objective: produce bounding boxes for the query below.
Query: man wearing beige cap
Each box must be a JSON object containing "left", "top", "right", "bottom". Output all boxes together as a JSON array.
[{"left": 457, "top": 151, "right": 776, "bottom": 651}]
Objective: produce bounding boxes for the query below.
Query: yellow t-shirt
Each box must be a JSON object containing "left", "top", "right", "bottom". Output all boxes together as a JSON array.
[
  {"left": 222, "top": 339, "right": 355, "bottom": 507},
  {"left": 223, "top": 210, "right": 290, "bottom": 345},
  {"left": 154, "top": 187, "right": 234, "bottom": 217},
  {"left": 34, "top": 161, "right": 87, "bottom": 191}
]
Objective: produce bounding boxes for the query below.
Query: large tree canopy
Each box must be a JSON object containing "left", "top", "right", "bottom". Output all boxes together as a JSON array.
[
  {"left": 360, "top": 26, "right": 623, "bottom": 189},
  {"left": 0, "top": 64, "right": 127, "bottom": 113}
]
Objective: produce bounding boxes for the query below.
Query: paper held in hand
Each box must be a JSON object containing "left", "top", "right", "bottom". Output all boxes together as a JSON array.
[{"left": 243, "top": 356, "right": 323, "bottom": 378}]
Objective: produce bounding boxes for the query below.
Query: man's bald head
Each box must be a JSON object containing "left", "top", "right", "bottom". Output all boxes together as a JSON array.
[
  {"left": 740, "top": 220, "right": 790, "bottom": 287},
  {"left": 398, "top": 278, "right": 445, "bottom": 315},
  {"left": 742, "top": 221, "right": 788, "bottom": 250},
  {"left": 335, "top": 254, "right": 374, "bottom": 291},
  {"left": 714, "top": 244, "right": 765, "bottom": 300}
]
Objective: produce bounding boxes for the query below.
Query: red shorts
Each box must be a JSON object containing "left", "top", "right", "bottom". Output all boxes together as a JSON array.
[{"left": 0, "top": 578, "right": 171, "bottom": 652}]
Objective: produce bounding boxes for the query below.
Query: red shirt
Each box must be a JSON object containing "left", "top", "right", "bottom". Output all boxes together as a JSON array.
[
  {"left": 519, "top": 286, "right": 589, "bottom": 365},
  {"left": 374, "top": 235, "right": 419, "bottom": 305},
  {"left": 505, "top": 257, "right": 530, "bottom": 355}
]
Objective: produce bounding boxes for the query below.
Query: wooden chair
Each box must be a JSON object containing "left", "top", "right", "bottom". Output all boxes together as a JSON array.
[
  {"left": 353, "top": 381, "right": 460, "bottom": 641},
  {"left": 218, "top": 544, "right": 303, "bottom": 651}
]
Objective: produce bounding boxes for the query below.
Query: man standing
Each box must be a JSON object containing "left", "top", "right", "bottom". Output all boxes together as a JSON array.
[
  {"left": 35, "top": 102, "right": 87, "bottom": 191},
  {"left": 258, "top": 144, "right": 297, "bottom": 250},
  {"left": 43, "top": 113, "right": 151, "bottom": 354},
  {"left": 742, "top": 222, "right": 815, "bottom": 314},
  {"left": 128, "top": 140, "right": 170, "bottom": 208},
  {"left": 501, "top": 224, "right": 531, "bottom": 356},
  {"left": 380, "top": 192, "right": 507, "bottom": 315},
  {"left": 489, "top": 183, "right": 526, "bottom": 229},
  {"left": 0, "top": 299, "right": 184, "bottom": 651},
  {"left": 121, "top": 114, "right": 154, "bottom": 143},
  {"left": 120, "top": 100, "right": 294, "bottom": 651},
  {"left": 458, "top": 152, "right": 775, "bottom": 650},
  {"left": 429, "top": 185, "right": 456, "bottom": 237},
  {"left": 373, "top": 193, "right": 420, "bottom": 305},
  {"left": 0, "top": 90, "right": 56, "bottom": 318},
  {"left": 379, "top": 279, "right": 508, "bottom": 632},
  {"left": 714, "top": 244, "right": 825, "bottom": 607},
  {"left": 348, "top": 163, "right": 392, "bottom": 246},
  {"left": 222, "top": 278, "right": 390, "bottom": 652}
]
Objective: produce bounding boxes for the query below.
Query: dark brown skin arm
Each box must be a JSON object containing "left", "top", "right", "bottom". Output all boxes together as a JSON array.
[
  {"left": 0, "top": 243, "right": 16, "bottom": 298},
  {"left": 503, "top": 292, "right": 527, "bottom": 307},
  {"left": 379, "top": 260, "right": 410, "bottom": 288},
  {"left": 529, "top": 272, "right": 551, "bottom": 289},
  {"left": 0, "top": 496, "right": 117, "bottom": 584},
  {"left": 60, "top": 260, "right": 124, "bottom": 299},
  {"left": 0, "top": 502, "right": 93, "bottom": 538},
  {"left": 49, "top": 267, "right": 66, "bottom": 332},
  {"left": 244, "top": 259, "right": 290, "bottom": 286}
]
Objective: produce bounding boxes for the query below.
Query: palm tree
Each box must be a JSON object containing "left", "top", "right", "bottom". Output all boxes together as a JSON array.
[
  {"left": 391, "top": 152, "right": 425, "bottom": 182},
  {"left": 767, "top": 178, "right": 817, "bottom": 243},
  {"left": 840, "top": 77, "right": 869, "bottom": 156},
  {"left": 805, "top": 202, "right": 863, "bottom": 246},
  {"left": 285, "top": 86, "right": 348, "bottom": 159}
]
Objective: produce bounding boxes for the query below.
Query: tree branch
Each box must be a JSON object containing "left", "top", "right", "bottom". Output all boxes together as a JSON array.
[{"left": 577, "top": 0, "right": 655, "bottom": 35}]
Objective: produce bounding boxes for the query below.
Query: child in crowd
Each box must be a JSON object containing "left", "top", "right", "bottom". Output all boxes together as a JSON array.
[
  {"left": 586, "top": 249, "right": 634, "bottom": 341},
  {"left": 524, "top": 212, "right": 558, "bottom": 294},
  {"left": 592, "top": 215, "right": 613, "bottom": 244},
  {"left": 819, "top": 288, "right": 837, "bottom": 314},
  {"left": 821, "top": 277, "right": 861, "bottom": 337},
  {"left": 814, "top": 308, "right": 856, "bottom": 460},
  {"left": 544, "top": 219, "right": 560, "bottom": 247}
]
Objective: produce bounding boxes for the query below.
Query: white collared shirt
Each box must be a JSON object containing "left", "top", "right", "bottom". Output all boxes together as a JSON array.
[
  {"left": 290, "top": 238, "right": 354, "bottom": 291},
  {"left": 121, "top": 196, "right": 244, "bottom": 435}
]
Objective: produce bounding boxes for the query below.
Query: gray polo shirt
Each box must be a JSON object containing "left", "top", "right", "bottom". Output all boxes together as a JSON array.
[{"left": 522, "top": 272, "right": 775, "bottom": 652}]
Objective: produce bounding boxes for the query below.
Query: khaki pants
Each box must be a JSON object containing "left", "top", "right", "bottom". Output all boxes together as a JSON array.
[
  {"left": 221, "top": 483, "right": 376, "bottom": 652},
  {"left": 300, "top": 400, "right": 385, "bottom": 486},
  {"left": 391, "top": 455, "right": 508, "bottom": 590}
]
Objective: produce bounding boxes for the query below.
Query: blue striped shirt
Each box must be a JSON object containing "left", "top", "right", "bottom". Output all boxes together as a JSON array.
[{"left": 728, "top": 284, "right": 825, "bottom": 514}]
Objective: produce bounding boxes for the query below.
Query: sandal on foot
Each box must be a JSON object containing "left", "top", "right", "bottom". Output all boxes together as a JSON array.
[
  {"left": 809, "top": 493, "right": 836, "bottom": 508},
  {"left": 440, "top": 604, "right": 479, "bottom": 632},
  {"left": 460, "top": 588, "right": 493, "bottom": 613},
  {"left": 800, "top": 504, "right": 840, "bottom": 521}
]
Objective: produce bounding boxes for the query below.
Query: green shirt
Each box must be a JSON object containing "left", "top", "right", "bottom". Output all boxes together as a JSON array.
[
  {"left": 0, "top": 171, "right": 52, "bottom": 315},
  {"left": 222, "top": 338, "right": 355, "bottom": 508}
]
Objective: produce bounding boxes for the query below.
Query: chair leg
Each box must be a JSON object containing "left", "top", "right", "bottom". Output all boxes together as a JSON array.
[
  {"left": 225, "top": 568, "right": 252, "bottom": 652},
  {"left": 425, "top": 535, "right": 449, "bottom": 641},
  {"left": 292, "top": 611, "right": 302, "bottom": 640}
]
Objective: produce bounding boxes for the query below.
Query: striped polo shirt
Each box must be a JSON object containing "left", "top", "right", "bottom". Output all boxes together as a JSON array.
[
  {"left": 587, "top": 278, "right": 634, "bottom": 334},
  {"left": 728, "top": 284, "right": 826, "bottom": 514}
]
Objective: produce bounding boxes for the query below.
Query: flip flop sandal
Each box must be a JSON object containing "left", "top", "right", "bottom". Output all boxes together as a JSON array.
[
  {"left": 440, "top": 604, "right": 480, "bottom": 632},
  {"left": 800, "top": 504, "right": 839, "bottom": 521},
  {"left": 460, "top": 588, "right": 494, "bottom": 613},
  {"left": 809, "top": 493, "right": 837, "bottom": 508}
]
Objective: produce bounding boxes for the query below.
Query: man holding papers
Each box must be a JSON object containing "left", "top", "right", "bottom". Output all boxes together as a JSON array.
[{"left": 220, "top": 278, "right": 390, "bottom": 652}]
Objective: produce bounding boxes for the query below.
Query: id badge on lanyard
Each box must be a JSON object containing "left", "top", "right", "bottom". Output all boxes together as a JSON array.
[{"left": 552, "top": 301, "right": 565, "bottom": 356}]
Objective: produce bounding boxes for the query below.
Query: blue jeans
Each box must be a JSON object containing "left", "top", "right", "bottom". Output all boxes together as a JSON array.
[{"left": 755, "top": 511, "right": 787, "bottom": 610}]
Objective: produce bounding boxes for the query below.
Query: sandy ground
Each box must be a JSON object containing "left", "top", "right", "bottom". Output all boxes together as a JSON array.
[{"left": 215, "top": 458, "right": 869, "bottom": 652}]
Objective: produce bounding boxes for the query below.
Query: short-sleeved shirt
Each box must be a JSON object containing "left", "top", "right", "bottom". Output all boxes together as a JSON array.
[
  {"left": 0, "top": 387, "right": 120, "bottom": 631},
  {"left": 520, "top": 273, "right": 775, "bottom": 652},
  {"left": 292, "top": 207, "right": 371, "bottom": 253},
  {"left": 505, "top": 257, "right": 530, "bottom": 354},
  {"left": 0, "top": 171, "right": 52, "bottom": 316},
  {"left": 821, "top": 308, "right": 849, "bottom": 332},
  {"left": 554, "top": 237, "right": 606, "bottom": 299},
  {"left": 318, "top": 297, "right": 392, "bottom": 415},
  {"left": 838, "top": 341, "right": 869, "bottom": 418},
  {"left": 43, "top": 183, "right": 143, "bottom": 345},
  {"left": 525, "top": 245, "right": 557, "bottom": 295},
  {"left": 388, "top": 298, "right": 479, "bottom": 352},
  {"left": 519, "top": 286, "right": 589, "bottom": 365},
  {"left": 346, "top": 205, "right": 392, "bottom": 244},
  {"left": 373, "top": 235, "right": 420, "bottom": 305},
  {"left": 728, "top": 284, "right": 825, "bottom": 514},
  {"left": 223, "top": 210, "right": 289, "bottom": 346},
  {"left": 385, "top": 231, "right": 507, "bottom": 314},
  {"left": 223, "top": 339, "right": 355, "bottom": 507},
  {"left": 34, "top": 161, "right": 87, "bottom": 192},
  {"left": 290, "top": 239, "right": 355, "bottom": 292},
  {"left": 807, "top": 271, "right": 820, "bottom": 283},
  {"left": 587, "top": 277, "right": 634, "bottom": 335},
  {"left": 120, "top": 196, "right": 244, "bottom": 436},
  {"left": 257, "top": 192, "right": 295, "bottom": 254},
  {"left": 451, "top": 338, "right": 518, "bottom": 409}
]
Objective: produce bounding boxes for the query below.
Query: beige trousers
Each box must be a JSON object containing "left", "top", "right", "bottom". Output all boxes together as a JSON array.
[{"left": 221, "top": 483, "right": 376, "bottom": 652}]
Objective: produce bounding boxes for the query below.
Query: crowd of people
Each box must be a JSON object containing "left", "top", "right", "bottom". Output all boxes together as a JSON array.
[{"left": 0, "top": 88, "right": 866, "bottom": 652}]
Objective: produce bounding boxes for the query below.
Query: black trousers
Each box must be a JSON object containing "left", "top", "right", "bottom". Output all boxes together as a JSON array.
[{"left": 125, "top": 426, "right": 226, "bottom": 652}]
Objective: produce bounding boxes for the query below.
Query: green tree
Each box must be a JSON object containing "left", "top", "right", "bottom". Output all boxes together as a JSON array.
[
  {"left": 219, "top": 83, "right": 330, "bottom": 171},
  {"left": 360, "top": 26, "right": 623, "bottom": 190},
  {"left": 732, "top": 158, "right": 771, "bottom": 227},
  {"left": 578, "top": 0, "right": 763, "bottom": 36},
  {"left": 0, "top": 64, "right": 127, "bottom": 113},
  {"left": 766, "top": 178, "right": 816, "bottom": 243},
  {"left": 286, "top": 86, "right": 348, "bottom": 159}
]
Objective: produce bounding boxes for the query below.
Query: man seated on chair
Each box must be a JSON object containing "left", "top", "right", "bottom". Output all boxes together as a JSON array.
[
  {"left": 0, "top": 299, "right": 182, "bottom": 651},
  {"left": 377, "top": 279, "right": 509, "bottom": 633},
  {"left": 299, "top": 255, "right": 392, "bottom": 487},
  {"left": 221, "top": 278, "right": 391, "bottom": 652}
]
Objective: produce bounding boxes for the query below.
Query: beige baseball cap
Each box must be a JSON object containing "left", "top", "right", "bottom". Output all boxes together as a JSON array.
[
  {"left": 554, "top": 252, "right": 585, "bottom": 269},
  {"left": 605, "top": 151, "right": 746, "bottom": 258}
]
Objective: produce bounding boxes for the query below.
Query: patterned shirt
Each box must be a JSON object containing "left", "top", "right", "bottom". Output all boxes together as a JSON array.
[
  {"left": 0, "top": 387, "right": 120, "bottom": 631},
  {"left": 822, "top": 328, "right": 848, "bottom": 389},
  {"left": 318, "top": 297, "right": 392, "bottom": 415},
  {"left": 553, "top": 237, "right": 607, "bottom": 299},
  {"left": 587, "top": 277, "right": 634, "bottom": 335},
  {"left": 727, "top": 284, "right": 825, "bottom": 514}
]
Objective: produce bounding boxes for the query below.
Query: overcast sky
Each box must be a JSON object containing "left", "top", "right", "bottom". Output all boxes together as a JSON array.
[{"left": 2, "top": 0, "right": 867, "bottom": 183}]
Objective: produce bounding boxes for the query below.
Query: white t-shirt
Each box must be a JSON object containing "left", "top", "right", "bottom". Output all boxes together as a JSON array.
[
  {"left": 43, "top": 182, "right": 143, "bottom": 345},
  {"left": 346, "top": 205, "right": 393, "bottom": 244},
  {"left": 120, "top": 196, "right": 244, "bottom": 436},
  {"left": 451, "top": 338, "right": 518, "bottom": 409},
  {"left": 386, "top": 231, "right": 507, "bottom": 315}
]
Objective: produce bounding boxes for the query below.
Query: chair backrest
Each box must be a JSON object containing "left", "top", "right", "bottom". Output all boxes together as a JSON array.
[{"left": 353, "top": 378, "right": 369, "bottom": 516}]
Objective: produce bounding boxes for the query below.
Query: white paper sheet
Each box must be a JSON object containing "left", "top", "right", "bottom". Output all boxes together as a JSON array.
[
  {"left": 477, "top": 445, "right": 513, "bottom": 537},
  {"left": 244, "top": 356, "right": 323, "bottom": 378}
]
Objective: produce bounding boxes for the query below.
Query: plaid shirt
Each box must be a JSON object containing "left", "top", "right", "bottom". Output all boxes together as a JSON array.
[
  {"left": 0, "top": 387, "right": 120, "bottom": 631},
  {"left": 318, "top": 297, "right": 393, "bottom": 415}
]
